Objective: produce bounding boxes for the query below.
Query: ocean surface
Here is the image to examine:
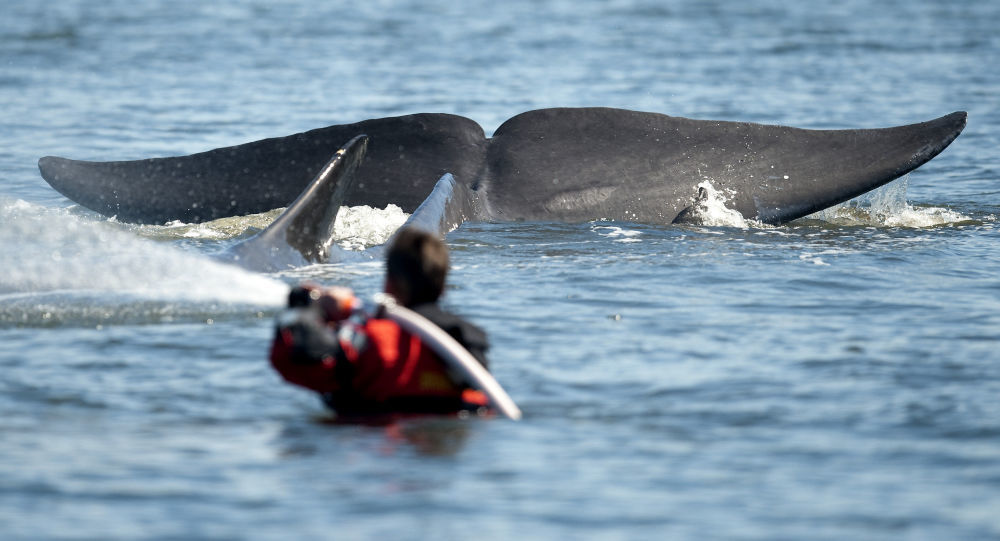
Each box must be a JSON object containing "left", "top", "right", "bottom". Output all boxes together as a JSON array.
[{"left": 2, "top": 1, "right": 999, "bottom": 539}]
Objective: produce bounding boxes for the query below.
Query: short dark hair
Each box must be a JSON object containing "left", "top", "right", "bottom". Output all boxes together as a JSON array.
[{"left": 386, "top": 228, "right": 449, "bottom": 306}]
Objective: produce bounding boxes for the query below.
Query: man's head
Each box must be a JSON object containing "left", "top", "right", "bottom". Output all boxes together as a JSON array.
[{"left": 384, "top": 228, "right": 449, "bottom": 307}]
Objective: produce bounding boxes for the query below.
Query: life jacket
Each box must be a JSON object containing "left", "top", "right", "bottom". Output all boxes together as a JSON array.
[{"left": 270, "top": 307, "right": 489, "bottom": 416}]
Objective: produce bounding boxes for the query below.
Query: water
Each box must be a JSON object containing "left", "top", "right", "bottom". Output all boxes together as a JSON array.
[{"left": 2, "top": 0, "right": 1000, "bottom": 539}]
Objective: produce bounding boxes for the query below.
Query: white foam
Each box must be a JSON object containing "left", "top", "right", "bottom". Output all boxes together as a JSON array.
[
  {"left": 682, "top": 181, "right": 764, "bottom": 229},
  {"left": 333, "top": 204, "right": 410, "bottom": 250},
  {"left": 592, "top": 225, "right": 643, "bottom": 242},
  {"left": 696, "top": 181, "right": 749, "bottom": 227}
]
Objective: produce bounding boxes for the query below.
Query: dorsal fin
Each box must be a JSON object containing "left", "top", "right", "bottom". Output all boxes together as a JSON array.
[
  {"left": 397, "top": 173, "right": 478, "bottom": 237},
  {"left": 220, "top": 135, "right": 368, "bottom": 271}
]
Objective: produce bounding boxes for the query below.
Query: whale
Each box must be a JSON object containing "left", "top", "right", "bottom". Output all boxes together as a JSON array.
[{"left": 38, "top": 108, "right": 966, "bottom": 230}]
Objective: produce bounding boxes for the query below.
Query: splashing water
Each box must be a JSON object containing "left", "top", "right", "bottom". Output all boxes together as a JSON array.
[
  {"left": 333, "top": 204, "right": 410, "bottom": 250},
  {"left": 686, "top": 181, "right": 760, "bottom": 228},
  {"left": 808, "top": 176, "right": 971, "bottom": 227}
]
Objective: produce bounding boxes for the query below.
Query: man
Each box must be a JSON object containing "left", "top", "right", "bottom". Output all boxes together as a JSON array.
[{"left": 269, "top": 228, "right": 491, "bottom": 417}]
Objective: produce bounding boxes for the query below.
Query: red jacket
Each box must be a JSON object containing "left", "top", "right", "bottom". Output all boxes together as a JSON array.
[{"left": 270, "top": 306, "right": 489, "bottom": 415}]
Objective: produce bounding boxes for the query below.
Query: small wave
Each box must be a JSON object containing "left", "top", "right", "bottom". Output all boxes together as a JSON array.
[{"left": 798, "top": 252, "right": 832, "bottom": 266}]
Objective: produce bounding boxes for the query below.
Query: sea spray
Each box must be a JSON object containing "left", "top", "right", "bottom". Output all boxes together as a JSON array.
[{"left": 0, "top": 198, "right": 289, "bottom": 324}]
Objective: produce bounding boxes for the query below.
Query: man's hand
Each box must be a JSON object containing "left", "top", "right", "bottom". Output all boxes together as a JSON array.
[{"left": 315, "top": 286, "right": 359, "bottom": 322}]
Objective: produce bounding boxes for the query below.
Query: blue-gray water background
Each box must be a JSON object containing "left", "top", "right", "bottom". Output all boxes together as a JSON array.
[{"left": 2, "top": 1, "right": 999, "bottom": 539}]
